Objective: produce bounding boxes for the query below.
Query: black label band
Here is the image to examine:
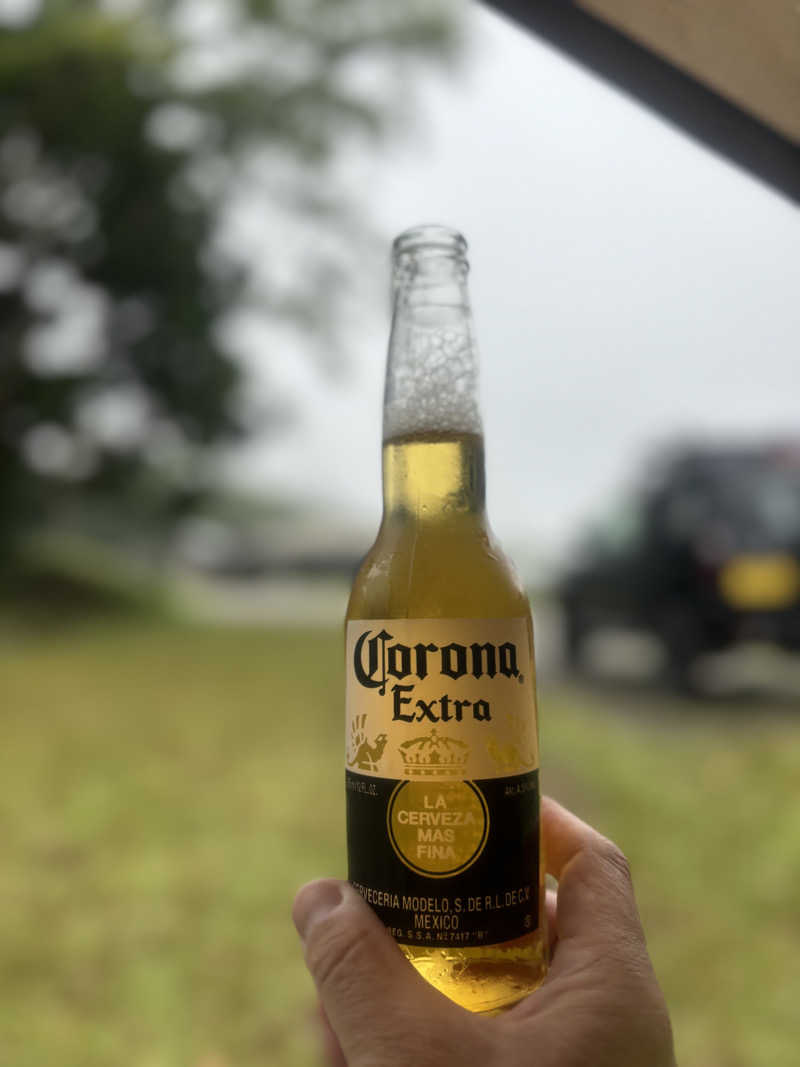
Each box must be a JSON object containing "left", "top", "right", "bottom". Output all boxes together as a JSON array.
[{"left": 346, "top": 768, "right": 540, "bottom": 948}]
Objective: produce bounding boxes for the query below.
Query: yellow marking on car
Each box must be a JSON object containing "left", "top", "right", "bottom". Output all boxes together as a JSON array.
[{"left": 719, "top": 554, "right": 800, "bottom": 609}]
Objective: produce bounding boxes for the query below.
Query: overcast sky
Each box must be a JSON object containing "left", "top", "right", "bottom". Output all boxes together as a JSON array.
[{"left": 227, "top": 5, "right": 799, "bottom": 570}]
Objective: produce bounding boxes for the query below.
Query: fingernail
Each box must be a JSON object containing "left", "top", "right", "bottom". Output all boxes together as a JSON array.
[{"left": 293, "top": 879, "right": 344, "bottom": 941}]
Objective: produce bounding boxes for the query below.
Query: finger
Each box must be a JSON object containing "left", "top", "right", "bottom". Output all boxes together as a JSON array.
[
  {"left": 545, "top": 886, "right": 558, "bottom": 954},
  {"left": 542, "top": 795, "right": 610, "bottom": 880},
  {"left": 317, "top": 1003, "right": 347, "bottom": 1067},
  {"left": 541, "top": 797, "right": 643, "bottom": 948},
  {"left": 293, "top": 879, "right": 481, "bottom": 1064},
  {"left": 537, "top": 802, "right": 677, "bottom": 1062}
]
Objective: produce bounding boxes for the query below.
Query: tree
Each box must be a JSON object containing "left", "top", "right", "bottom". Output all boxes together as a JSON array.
[{"left": 0, "top": 0, "right": 459, "bottom": 561}]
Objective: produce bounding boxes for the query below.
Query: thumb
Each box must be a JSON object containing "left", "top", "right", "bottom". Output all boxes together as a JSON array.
[{"left": 293, "top": 879, "right": 479, "bottom": 1066}]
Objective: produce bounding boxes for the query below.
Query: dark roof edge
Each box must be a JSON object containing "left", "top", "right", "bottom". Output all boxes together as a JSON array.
[{"left": 483, "top": 0, "right": 800, "bottom": 205}]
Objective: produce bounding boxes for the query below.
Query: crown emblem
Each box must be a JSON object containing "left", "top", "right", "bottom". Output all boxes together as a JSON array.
[{"left": 398, "top": 729, "right": 469, "bottom": 777}]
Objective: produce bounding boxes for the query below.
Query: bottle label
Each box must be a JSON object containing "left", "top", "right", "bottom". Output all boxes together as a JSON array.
[{"left": 345, "top": 618, "right": 540, "bottom": 949}]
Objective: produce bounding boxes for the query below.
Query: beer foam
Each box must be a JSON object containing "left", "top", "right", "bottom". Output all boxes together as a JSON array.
[{"left": 383, "top": 322, "right": 482, "bottom": 440}]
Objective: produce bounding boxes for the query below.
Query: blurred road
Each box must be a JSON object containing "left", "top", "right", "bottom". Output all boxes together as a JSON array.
[{"left": 173, "top": 572, "right": 352, "bottom": 626}]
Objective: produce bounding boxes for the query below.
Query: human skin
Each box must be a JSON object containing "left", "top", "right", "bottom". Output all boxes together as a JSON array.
[{"left": 292, "top": 797, "right": 676, "bottom": 1067}]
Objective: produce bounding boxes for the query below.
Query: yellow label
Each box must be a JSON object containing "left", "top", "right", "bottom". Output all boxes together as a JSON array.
[{"left": 345, "top": 618, "right": 538, "bottom": 782}]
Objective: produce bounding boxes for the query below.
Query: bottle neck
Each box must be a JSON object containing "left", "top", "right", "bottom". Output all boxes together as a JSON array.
[
  {"left": 383, "top": 240, "right": 483, "bottom": 441},
  {"left": 382, "top": 432, "right": 487, "bottom": 521},
  {"left": 381, "top": 228, "right": 486, "bottom": 523}
]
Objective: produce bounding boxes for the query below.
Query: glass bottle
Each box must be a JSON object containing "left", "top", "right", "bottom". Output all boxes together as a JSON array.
[{"left": 345, "top": 224, "right": 547, "bottom": 1013}]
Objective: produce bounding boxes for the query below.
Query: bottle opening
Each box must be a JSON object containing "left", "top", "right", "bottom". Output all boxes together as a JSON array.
[{"left": 393, "top": 224, "right": 468, "bottom": 263}]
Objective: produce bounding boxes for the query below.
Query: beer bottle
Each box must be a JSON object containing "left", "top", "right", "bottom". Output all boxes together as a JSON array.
[{"left": 345, "top": 224, "right": 547, "bottom": 1013}]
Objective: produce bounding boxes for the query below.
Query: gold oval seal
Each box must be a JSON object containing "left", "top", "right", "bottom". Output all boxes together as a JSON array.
[{"left": 387, "top": 780, "right": 489, "bottom": 878}]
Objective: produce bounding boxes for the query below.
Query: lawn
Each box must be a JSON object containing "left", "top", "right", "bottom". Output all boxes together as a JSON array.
[{"left": 1, "top": 621, "right": 798, "bottom": 1066}]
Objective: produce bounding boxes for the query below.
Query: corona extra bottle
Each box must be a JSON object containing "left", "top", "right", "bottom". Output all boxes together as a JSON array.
[{"left": 345, "top": 225, "right": 547, "bottom": 1013}]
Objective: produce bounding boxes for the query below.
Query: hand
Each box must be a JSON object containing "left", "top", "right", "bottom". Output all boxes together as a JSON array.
[{"left": 292, "top": 797, "right": 676, "bottom": 1066}]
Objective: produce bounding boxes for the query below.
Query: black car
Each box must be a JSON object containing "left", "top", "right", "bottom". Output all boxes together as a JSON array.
[{"left": 560, "top": 444, "right": 800, "bottom": 688}]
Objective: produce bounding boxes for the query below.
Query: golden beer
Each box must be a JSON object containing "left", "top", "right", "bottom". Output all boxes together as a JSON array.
[{"left": 345, "top": 226, "right": 547, "bottom": 1013}]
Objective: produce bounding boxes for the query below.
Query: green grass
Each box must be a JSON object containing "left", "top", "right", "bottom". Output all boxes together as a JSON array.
[
  {"left": 1, "top": 622, "right": 798, "bottom": 1066},
  {"left": 545, "top": 683, "right": 800, "bottom": 1067}
]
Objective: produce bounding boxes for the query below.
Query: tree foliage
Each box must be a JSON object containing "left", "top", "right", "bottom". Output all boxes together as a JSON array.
[{"left": 0, "top": 0, "right": 459, "bottom": 555}]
